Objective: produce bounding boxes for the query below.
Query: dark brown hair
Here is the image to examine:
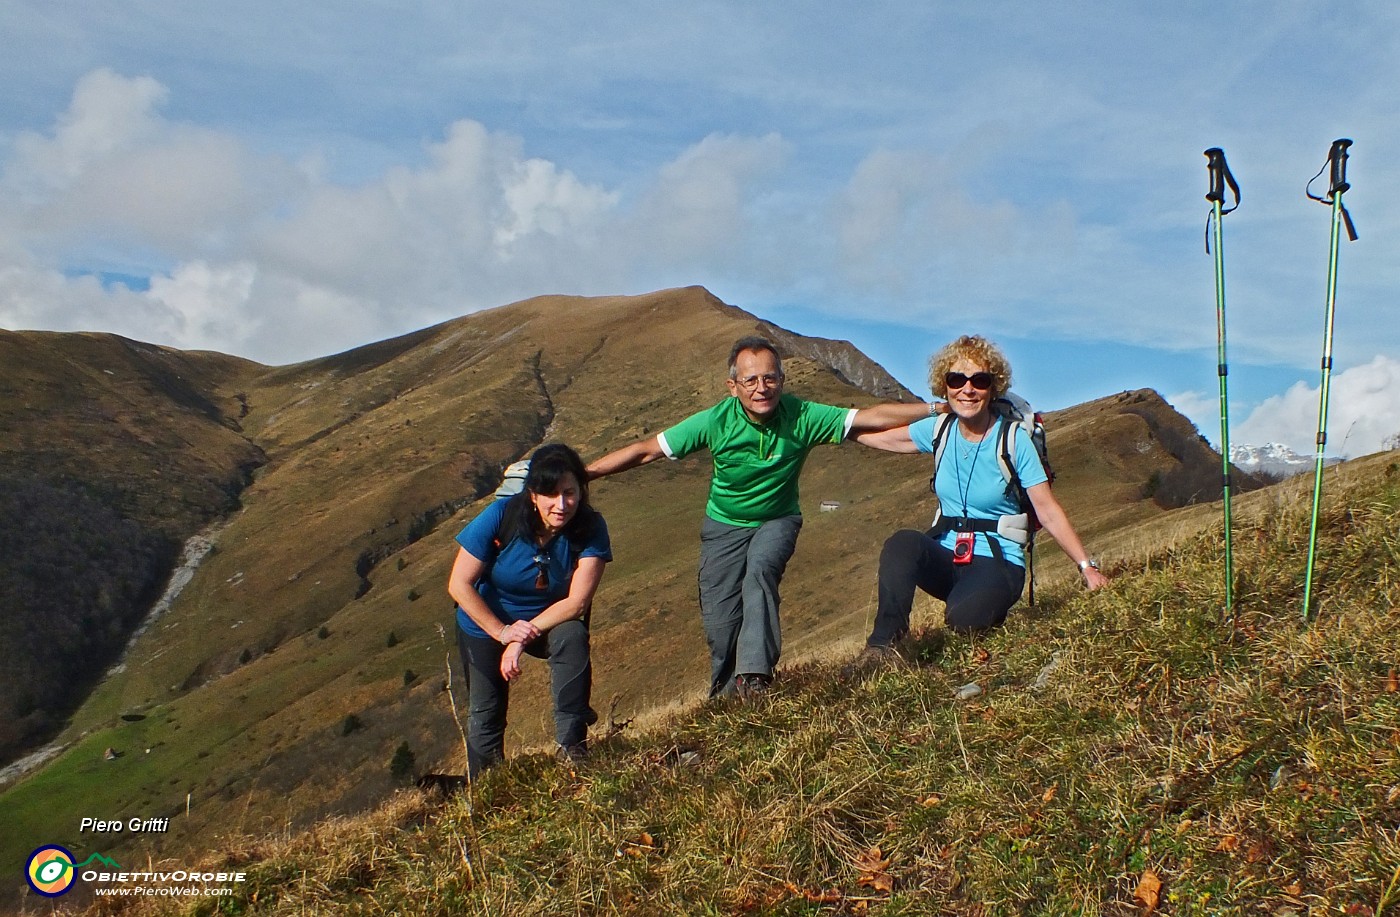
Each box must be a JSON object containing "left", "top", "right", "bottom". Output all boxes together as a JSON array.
[{"left": 498, "top": 443, "right": 599, "bottom": 546}]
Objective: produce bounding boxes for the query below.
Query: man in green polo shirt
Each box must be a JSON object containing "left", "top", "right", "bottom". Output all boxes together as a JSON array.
[{"left": 586, "top": 335, "right": 932, "bottom": 699}]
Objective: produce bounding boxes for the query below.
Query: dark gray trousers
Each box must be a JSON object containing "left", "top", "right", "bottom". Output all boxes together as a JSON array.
[
  {"left": 697, "top": 514, "right": 802, "bottom": 697},
  {"left": 457, "top": 620, "right": 596, "bottom": 777}
]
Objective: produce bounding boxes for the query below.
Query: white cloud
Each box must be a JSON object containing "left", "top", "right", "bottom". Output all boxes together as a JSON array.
[
  {"left": 146, "top": 261, "right": 259, "bottom": 351},
  {"left": 4, "top": 69, "right": 302, "bottom": 262},
  {"left": 1234, "top": 355, "right": 1400, "bottom": 458},
  {"left": 625, "top": 132, "right": 789, "bottom": 271},
  {"left": 830, "top": 147, "right": 1077, "bottom": 304},
  {"left": 252, "top": 117, "right": 626, "bottom": 341},
  {"left": 7, "top": 69, "right": 168, "bottom": 195},
  {"left": 496, "top": 157, "right": 619, "bottom": 249}
]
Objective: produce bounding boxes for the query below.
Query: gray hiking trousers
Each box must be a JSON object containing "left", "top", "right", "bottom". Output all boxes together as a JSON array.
[{"left": 697, "top": 514, "right": 803, "bottom": 697}]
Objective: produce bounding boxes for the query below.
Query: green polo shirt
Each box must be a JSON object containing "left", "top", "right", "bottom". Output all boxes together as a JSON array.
[{"left": 657, "top": 394, "right": 856, "bottom": 527}]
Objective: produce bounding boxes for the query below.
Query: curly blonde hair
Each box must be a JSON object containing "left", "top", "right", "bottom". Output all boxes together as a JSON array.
[{"left": 928, "top": 335, "right": 1013, "bottom": 399}]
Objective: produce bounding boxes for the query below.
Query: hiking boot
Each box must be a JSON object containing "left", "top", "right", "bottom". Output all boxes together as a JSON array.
[
  {"left": 734, "top": 673, "right": 773, "bottom": 701},
  {"left": 556, "top": 742, "right": 588, "bottom": 767}
]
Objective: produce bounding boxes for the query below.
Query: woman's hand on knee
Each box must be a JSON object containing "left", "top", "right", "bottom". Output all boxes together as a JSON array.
[{"left": 500, "top": 642, "right": 525, "bottom": 681}]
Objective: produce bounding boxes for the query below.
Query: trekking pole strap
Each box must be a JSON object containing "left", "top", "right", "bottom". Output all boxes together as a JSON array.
[{"left": 1306, "top": 139, "right": 1358, "bottom": 241}]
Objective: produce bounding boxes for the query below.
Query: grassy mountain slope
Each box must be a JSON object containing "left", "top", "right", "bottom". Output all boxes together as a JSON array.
[
  {"left": 1, "top": 288, "right": 1255, "bottom": 910},
  {"left": 69, "top": 447, "right": 1400, "bottom": 915}
]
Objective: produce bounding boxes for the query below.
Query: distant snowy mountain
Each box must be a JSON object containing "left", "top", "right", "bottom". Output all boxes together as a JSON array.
[{"left": 1230, "top": 442, "right": 1338, "bottom": 478}]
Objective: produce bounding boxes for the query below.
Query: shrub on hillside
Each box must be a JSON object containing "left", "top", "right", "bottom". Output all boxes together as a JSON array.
[{"left": 389, "top": 742, "right": 415, "bottom": 781}]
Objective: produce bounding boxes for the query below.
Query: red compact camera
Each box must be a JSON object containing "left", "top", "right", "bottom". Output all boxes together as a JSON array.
[{"left": 953, "top": 531, "right": 976, "bottom": 565}]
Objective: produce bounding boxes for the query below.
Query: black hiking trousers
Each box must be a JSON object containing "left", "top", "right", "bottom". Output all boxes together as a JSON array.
[
  {"left": 457, "top": 621, "right": 596, "bottom": 777},
  {"left": 867, "top": 528, "right": 1026, "bottom": 645}
]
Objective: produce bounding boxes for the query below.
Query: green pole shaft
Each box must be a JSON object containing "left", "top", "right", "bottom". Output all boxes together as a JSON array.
[
  {"left": 1211, "top": 199, "right": 1234, "bottom": 620},
  {"left": 1302, "top": 190, "right": 1345, "bottom": 620}
]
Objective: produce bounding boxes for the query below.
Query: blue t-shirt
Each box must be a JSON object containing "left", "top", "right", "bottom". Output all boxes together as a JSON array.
[
  {"left": 908, "top": 416, "right": 1048, "bottom": 567},
  {"left": 453, "top": 498, "right": 612, "bottom": 638}
]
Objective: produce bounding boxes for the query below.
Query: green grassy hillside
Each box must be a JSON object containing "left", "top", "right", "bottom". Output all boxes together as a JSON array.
[{"left": 63, "top": 449, "right": 1400, "bottom": 916}]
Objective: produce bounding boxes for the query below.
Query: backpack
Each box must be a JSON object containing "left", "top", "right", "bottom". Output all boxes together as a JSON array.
[
  {"left": 927, "top": 393, "right": 1054, "bottom": 605},
  {"left": 493, "top": 460, "right": 530, "bottom": 499}
]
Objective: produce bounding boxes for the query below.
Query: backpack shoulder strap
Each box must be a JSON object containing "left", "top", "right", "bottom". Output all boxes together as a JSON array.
[
  {"left": 996, "top": 415, "right": 1021, "bottom": 488},
  {"left": 929, "top": 413, "right": 957, "bottom": 476},
  {"left": 926, "top": 413, "right": 957, "bottom": 530},
  {"left": 983, "top": 400, "right": 1020, "bottom": 487}
]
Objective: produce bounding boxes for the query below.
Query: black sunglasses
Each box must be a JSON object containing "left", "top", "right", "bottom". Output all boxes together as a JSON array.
[
  {"left": 532, "top": 554, "right": 549, "bottom": 591},
  {"left": 945, "top": 371, "right": 994, "bottom": 391}
]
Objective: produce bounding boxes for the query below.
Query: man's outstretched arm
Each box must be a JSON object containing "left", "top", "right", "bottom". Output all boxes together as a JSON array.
[
  {"left": 586, "top": 436, "right": 667, "bottom": 480},
  {"left": 849, "top": 401, "right": 938, "bottom": 435}
]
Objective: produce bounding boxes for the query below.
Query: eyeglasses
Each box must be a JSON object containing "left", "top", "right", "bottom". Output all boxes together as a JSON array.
[
  {"left": 532, "top": 554, "right": 549, "bottom": 591},
  {"left": 733, "top": 372, "right": 783, "bottom": 391},
  {"left": 944, "top": 371, "right": 994, "bottom": 391}
]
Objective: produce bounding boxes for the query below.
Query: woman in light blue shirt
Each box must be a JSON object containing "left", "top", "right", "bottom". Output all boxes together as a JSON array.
[{"left": 856, "top": 336, "right": 1108, "bottom": 652}]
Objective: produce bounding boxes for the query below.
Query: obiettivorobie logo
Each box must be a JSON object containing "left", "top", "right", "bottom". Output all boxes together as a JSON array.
[
  {"left": 25, "top": 847, "right": 121, "bottom": 897},
  {"left": 24, "top": 844, "right": 246, "bottom": 901}
]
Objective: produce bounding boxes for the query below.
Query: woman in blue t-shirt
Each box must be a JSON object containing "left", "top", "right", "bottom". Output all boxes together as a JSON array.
[
  {"left": 447, "top": 444, "right": 611, "bottom": 776},
  {"left": 855, "top": 336, "right": 1108, "bottom": 653}
]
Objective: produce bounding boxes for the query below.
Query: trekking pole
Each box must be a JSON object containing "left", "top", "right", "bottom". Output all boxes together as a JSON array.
[
  {"left": 1204, "top": 148, "right": 1240, "bottom": 624},
  {"left": 1302, "top": 139, "right": 1358, "bottom": 621}
]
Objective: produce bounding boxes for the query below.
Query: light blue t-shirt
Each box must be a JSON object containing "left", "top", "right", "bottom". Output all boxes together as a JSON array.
[
  {"left": 908, "top": 415, "right": 1048, "bottom": 567},
  {"left": 454, "top": 498, "right": 612, "bottom": 638}
]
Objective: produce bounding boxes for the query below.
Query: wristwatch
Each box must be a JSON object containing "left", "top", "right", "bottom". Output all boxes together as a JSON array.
[{"left": 1077, "top": 558, "right": 1100, "bottom": 572}]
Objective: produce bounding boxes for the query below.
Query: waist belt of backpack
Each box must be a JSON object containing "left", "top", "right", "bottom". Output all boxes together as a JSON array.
[
  {"left": 932, "top": 515, "right": 999, "bottom": 535},
  {"left": 931, "top": 513, "right": 1030, "bottom": 545}
]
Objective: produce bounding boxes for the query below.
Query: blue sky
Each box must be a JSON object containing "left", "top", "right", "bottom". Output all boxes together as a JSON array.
[{"left": 2, "top": 1, "right": 1397, "bottom": 456}]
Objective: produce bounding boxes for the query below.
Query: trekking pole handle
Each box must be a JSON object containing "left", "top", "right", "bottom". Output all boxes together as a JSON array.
[
  {"left": 1205, "top": 148, "right": 1227, "bottom": 202},
  {"left": 1204, "top": 147, "right": 1240, "bottom": 212},
  {"left": 1307, "top": 139, "right": 1357, "bottom": 241},
  {"left": 1328, "top": 138, "right": 1352, "bottom": 196}
]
